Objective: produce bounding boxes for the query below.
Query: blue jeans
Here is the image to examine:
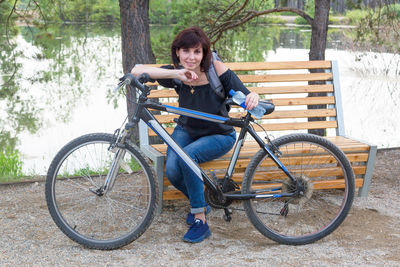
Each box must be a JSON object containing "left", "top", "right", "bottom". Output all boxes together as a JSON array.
[{"left": 165, "top": 125, "right": 236, "bottom": 214}]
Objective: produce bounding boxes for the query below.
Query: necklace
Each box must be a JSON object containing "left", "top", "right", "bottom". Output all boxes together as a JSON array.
[{"left": 189, "top": 84, "right": 195, "bottom": 94}]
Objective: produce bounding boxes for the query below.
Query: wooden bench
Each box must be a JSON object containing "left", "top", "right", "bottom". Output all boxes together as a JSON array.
[{"left": 138, "top": 60, "right": 377, "bottom": 212}]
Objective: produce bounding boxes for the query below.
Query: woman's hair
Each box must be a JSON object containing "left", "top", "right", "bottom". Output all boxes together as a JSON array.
[{"left": 171, "top": 26, "right": 212, "bottom": 72}]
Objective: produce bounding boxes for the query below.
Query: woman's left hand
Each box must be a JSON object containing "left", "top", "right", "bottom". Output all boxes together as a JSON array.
[{"left": 245, "top": 92, "right": 260, "bottom": 110}]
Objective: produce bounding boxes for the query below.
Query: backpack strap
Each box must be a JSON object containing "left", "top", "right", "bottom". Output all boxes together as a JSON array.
[{"left": 206, "top": 51, "right": 225, "bottom": 99}]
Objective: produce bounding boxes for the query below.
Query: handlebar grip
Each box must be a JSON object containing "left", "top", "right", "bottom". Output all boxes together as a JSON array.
[
  {"left": 122, "top": 73, "right": 146, "bottom": 91},
  {"left": 138, "top": 73, "right": 154, "bottom": 83}
]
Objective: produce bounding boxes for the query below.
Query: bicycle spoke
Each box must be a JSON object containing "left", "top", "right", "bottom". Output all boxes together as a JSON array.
[
  {"left": 46, "top": 133, "right": 157, "bottom": 249},
  {"left": 243, "top": 134, "right": 354, "bottom": 245}
]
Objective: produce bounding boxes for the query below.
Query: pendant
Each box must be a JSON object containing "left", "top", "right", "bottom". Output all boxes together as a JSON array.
[{"left": 190, "top": 87, "right": 195, "bottom": 94}]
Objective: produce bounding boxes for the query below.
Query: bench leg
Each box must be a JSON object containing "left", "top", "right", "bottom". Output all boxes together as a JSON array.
[
  {"left": 358, "top": 145, "right": 377, "bottom": 197},
  {"left": 139, "top": 143, "right": 165, "bottom": 216},
  {"left": 153, "top": 155, "right": 165, "bottom": 215}
]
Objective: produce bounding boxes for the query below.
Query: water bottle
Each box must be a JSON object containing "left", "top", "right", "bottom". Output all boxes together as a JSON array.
[{"left": 229, "top": 89, "right": 265, "bottom": 119}]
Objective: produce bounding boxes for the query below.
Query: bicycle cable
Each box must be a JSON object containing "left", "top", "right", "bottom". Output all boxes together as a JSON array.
[{"left": 251, "top": 120, "right": 281, "bottom": 156}]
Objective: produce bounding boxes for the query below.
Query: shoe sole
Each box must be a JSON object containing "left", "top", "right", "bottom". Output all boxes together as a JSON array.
[{"left": 182, "top": 229, "right": 211, "bottom": 243}]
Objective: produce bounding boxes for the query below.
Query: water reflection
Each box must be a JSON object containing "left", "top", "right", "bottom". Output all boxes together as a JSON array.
[
  {"left": 340, "top": 71, "right": 400, "bottom": 148},
  {"left": 1, "top": 23, "right": 399, "bottom": 175},
  {"left": 0, "top": 20, "right": 41, "bottom": 152}
]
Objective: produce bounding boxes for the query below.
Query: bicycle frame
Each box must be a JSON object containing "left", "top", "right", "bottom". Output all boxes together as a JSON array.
[{"left": 126, "top": 93, "right": 299, "bottom": 201}]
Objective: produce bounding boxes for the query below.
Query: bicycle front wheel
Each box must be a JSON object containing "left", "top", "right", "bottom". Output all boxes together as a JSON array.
[
  {"left": 242, "top": 133, "right": 355, "bottom": 245},
  {"left": 45, "top": 133, "right": 158, "bottom": 250}
]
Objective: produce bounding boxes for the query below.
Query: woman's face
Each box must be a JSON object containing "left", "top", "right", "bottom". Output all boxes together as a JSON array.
[{"left": 176, "top": 45, "right": 203, "bottom": 71}]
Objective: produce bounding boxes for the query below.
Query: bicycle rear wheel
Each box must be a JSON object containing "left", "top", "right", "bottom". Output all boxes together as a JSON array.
[
  {"left": 45, "top": 133, "right": 158, "bottom": 250},
  {"left": 242, "top": 133, "right": 354, "bottom": 245}
]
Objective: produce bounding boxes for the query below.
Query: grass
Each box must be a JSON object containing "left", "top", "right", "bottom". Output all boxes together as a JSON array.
[
  {"left": 0, "top": 146, "right": 24, "bottom": 183},
  {"left": 0, "top": 146, "right": 144, "bottom": 184},
  {"left": 57, "top": 156, "right": 143, "bottom": 179}
]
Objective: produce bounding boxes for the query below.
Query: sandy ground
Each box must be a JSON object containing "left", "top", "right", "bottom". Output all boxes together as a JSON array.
[{"left": 0, "top": 148, "right": 399, "bottom": 266}]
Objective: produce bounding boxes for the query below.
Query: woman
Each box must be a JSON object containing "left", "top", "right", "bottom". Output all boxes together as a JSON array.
[{"left": 131, "top": 26, "right": 259, "bottom": 243}]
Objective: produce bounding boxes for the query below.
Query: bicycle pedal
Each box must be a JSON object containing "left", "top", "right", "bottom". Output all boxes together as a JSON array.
[{"left": 223, "top": 208, "right": 232, "bottom": 222}]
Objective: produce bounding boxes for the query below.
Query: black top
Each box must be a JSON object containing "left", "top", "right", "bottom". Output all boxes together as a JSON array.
[{"left": 157, "top": 65, "right": 250, "bottom": 139}]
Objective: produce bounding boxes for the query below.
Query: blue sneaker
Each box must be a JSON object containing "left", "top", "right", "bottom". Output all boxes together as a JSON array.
[
  {"left": 186, "top": 205, "right": 211, "bottom": 225},
  {"left": 183, "top": 219, "right": 211, "bottom": 243}
]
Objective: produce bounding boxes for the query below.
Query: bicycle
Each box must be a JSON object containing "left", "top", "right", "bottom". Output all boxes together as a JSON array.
[{"left": 45, "top": 73, "right": 355, "bottom": 250}]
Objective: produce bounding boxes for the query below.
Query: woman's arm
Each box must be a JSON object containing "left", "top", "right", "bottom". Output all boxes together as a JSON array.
[
  {"left": 214, "top": 61, "right": 259, "bottom": 110},
  {"left": 131, "top": 65, "right": 198, "bottom": 83}
]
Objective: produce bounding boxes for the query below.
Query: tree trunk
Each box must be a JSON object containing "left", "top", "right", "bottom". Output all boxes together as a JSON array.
[
  {"left": 119, "top": 0, "right": 155, "bottom": 144},
  {"left": 308, "top": 0, "right": 330, "bottom": 136}
]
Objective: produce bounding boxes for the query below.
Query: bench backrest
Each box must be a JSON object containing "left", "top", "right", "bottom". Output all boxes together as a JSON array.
[{"left": 139, "top": 60, "right": 344, "bottom": 145}]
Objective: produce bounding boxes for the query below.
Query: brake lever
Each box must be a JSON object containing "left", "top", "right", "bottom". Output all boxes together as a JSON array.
[{"left": 113, "top": 79, "right": 129, "bottom": 93}]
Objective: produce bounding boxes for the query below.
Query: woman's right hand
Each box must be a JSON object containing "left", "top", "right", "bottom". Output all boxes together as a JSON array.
[{"left": 176, "top": 69, "right": 198, "bottom": 83}]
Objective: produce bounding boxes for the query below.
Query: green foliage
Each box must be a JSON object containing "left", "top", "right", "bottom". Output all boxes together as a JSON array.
[
  {"left": 345, "top": 9, "right": 369, "bottom": 24},
  {"left": 258, "top": 16, "right": 287, "bottom": 25},
  {"left": 294, "top": 16, "right": 308, "bottom": 25},
  {"left": 30, "top": 0, "right": 119, "bottom": 23},
  {"left": 150, "top": 26, "right": 176, "bottom": 63},
  {"left": 1, "top": 1, "right": 42, "bottom": 151},
  {"left": 71, "top": 165, "right": 108, "bottom": 177},
  {"left": 91, "top": 0, "right": 120, "bottom": 22},
  {"left": 129, "top": 157, "right": 141, "bottom": 172},
  {"left": 350, "top": 4, "right": 400, "bottom": 54},
  {"left": 0, "top": 146, "right": 23, "bottom": 180},
  {"left": 149, "top": 0, "right": 177, "bottom": 25},
  {"left": 382, "top": 4, "right": 400, "bottom": 18}
]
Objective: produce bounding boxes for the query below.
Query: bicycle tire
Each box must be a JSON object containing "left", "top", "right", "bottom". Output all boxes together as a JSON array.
[
  {"left": 242, "top": 133, "right": 355, "bottom": 245},
  {"left": 45, "top": 133, "right": 158, "bottom": 250}
]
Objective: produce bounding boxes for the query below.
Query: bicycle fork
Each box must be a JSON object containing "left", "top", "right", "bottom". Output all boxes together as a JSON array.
[
  {"left": 101, "top": 148, "right": 126, "bottom": 194},
  {"left": 94, "top": 129, "right": 130, "bottom": 196}
]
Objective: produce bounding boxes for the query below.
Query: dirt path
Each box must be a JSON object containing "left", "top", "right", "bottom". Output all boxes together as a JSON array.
[{"left": 0, "top": 149, "right": 399, "bottom": 266}]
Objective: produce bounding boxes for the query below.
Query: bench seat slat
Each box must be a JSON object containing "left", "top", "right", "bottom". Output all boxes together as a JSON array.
[
  {"left": 149, "top": 96, "right": 335, "bottom": 108},
  {"left": 154, "top": 109, "right": 337, "bottom": 123},
  {"left": 144, "top": 61, "right": 332, "bottom": 71},
  {"left": 151, "top": 137, "right": 371, "bottom": 156},
  {"left": 225, "top": 61, "right": 332, "bottom": 70},
  {"left": 238, "top": 73, "right": 333, "bottom": 83},
  {"left": 162, "top": 178, "right": 364, "bottom": 200},
  {"left": 164, "top": 165, "right": 367, "bottom": 186},
  {"left": 198, "top": 152, "right": 368, "bottom": 169},
  {"left": 249, "top": 84, "right": 334, "bottom": 94},
  {"left": 147, "top": 120, "right": 339, "bottom": 136},
  {"left": 147, "top": 84, "right": 334, "bottom": 98}
]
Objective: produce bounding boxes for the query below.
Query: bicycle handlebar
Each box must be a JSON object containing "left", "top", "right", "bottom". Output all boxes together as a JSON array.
[{"left": 115, "top": 73, "right": 152, "bottom": 94}]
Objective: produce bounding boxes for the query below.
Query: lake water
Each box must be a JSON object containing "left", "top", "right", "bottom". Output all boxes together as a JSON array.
[{"left": 2, "top": 25, "right": 399, "bottom": 175}]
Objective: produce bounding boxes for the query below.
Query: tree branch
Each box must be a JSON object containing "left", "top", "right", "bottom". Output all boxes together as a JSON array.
[
  {"left": 211, "top": 0, "right": 241, "bottom": 30},
  {"left": 225, "top": 0, "right": 250, "bottom": 23},
  {"left": 209, "top": 7, "right": 314, "bottom": 45},
  {"left": 31, "top": 0, "right": 48, "bottom": 25},
  {"left": 6, "top": 0, "right": 18, "bottom": 46}
]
